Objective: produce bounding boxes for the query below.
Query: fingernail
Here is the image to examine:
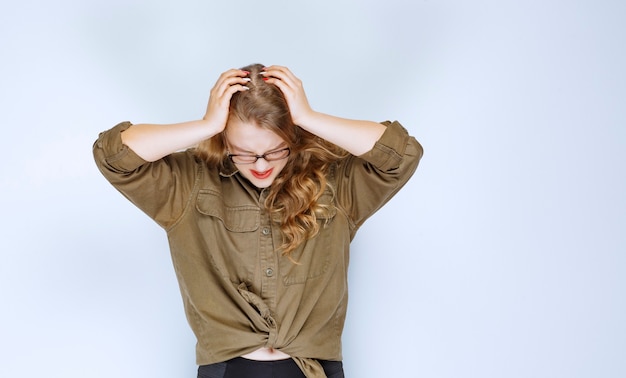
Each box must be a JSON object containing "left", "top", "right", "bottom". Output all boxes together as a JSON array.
[
  {"left": 243, "top": 86, "right": 250, "bottom": 90},
  {"left": 242, "top": 70, "right": 250, "bottom": 74},
  {"left": 243, "top": 78, "right": 251, "bottom": 82},
  {"left": 259, "top": 71, "right": 267, "bottom": 75},
  {"left": 262, "top": 78, "right": 268, "bottom": 81}
]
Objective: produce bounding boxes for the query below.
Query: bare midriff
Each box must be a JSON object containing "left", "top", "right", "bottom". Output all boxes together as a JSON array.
[{"left": 241, "top": 347, "right": 291, "bottom": 361}]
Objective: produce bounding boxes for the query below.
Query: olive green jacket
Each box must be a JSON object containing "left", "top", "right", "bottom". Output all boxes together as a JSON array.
[{"left": 93, "top": 120, "right": 422, "bottom": 377}]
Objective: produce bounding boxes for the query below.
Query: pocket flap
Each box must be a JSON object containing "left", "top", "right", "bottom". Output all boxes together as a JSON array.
[{"left": 196, "top": 190, "right": 260, "bottom": 232}]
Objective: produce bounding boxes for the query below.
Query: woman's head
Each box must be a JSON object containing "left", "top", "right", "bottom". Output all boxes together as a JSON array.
[
  {"left": 222, "top": 63, "right": 296, "bottom": 188},
  {"left": 198, "top": 63, "right": 299, "bottom": 187},
  {"left": 229, "top": 63, "right": 297, "bottom": 147},
  {"left": 223, "top": 116, "right": 291, "bottom": 189},
  {"left": 195, "top": 63, "right": 347, "bottom": 258}
]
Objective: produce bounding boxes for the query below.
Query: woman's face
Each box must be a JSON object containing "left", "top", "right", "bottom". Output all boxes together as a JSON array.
[{"left": 224, "top": 118, "right": 290, "bottom": 188}]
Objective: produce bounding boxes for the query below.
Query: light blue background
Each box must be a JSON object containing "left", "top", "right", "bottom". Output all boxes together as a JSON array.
[{"left": 1, "top": 0, "right": 624, "bottom": 377}]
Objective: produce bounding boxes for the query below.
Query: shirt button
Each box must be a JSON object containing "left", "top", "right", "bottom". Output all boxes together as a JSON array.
[
  {"left": 262, "top": 228, "right": 271, "bottom": 235},
  {"left": 265, "top": 268, "right": 274, "bottom": 277}
]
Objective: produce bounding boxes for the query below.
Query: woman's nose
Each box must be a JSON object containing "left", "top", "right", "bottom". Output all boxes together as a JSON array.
[{"left": 253, "top": 157, "right": 271, "bottom": 170}]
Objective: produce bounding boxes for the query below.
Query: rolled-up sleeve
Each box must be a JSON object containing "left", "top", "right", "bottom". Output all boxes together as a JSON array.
[
  {"left": 93, "top": 121, "right": 148, "bottom": 173},
  {"left": 358, "top": 120, "right": 418, "bottom": 172},
  {"left": 93, "top": 122, "right": 200, "bottom": 228},
  {"left": 335, "top": 120, "right": 423, "bottom": 232}
]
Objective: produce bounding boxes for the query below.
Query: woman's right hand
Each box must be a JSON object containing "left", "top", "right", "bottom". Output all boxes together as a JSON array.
[
  {"left": 203, "top": 69, "right": 250, "bottom": 131},
  {"left": 119, "top": 69, "right": 250, "bottom": 162}
]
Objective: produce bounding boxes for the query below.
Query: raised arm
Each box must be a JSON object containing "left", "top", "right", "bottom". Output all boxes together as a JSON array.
[
  {"left": 121, "top": 69, "right": 251, "bottom": 162},
  {"left": 261, "top": 65, "right": 386, "bottom": 156},
  {"left": 262, "top": 66, "right": 385, "bottom": 156}
]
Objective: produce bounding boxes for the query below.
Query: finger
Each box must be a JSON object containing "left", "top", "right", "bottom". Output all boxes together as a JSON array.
[
  {"left": 263, "top": 65, "right": 289, "bottom": 74},
  {"left": 262, "top": 67, "right": 302, "bottom": 94},
  {"left": 224, "top": 83, "right": 250, "bottom": 99},
  {"left": 260, "top": 70, "right": 294, "bottom": 92},
  {"left": 262, "top": 65, "right": 299, "bottom": 84},
  {"left": 212, "top": 84, "right": 249, "bottom": 110},
  {"left": 263, "top": 77, "right": 292, "bottom": 98},
  {"left": 217, "top": 68, "right": 249, "bottom": 82},
  {"left": 213, "top": 69, "right": 249, "bottom": 91},
  {"left": 214, "top": 76, "right": 251, "bottom": 99}
]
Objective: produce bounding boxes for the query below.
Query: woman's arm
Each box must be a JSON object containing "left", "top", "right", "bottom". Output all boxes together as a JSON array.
[
  {"left": 121, "top": 69, "right": 250, "bottom": 162},
  {"left": 261, "top": 65, "right": 386, "bottom": 156},
  {"left": 120, "top": 120, "right": 216, "bottom": 162}
]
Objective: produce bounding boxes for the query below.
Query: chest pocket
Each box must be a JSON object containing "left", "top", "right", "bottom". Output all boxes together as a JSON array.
[
  {"left": 195, "top": 189, "right": 260, "bottom": 281},
  {"left": 279, "top": 189, "right": 339, "bottom": 285},
  {"left": 196, "top": 190, "right": 260, "bottom": 232}
]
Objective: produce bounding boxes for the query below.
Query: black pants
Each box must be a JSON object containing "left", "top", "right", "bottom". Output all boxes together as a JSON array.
[{"left": 198, "top": 357, "right": 344, "bottom": 378}]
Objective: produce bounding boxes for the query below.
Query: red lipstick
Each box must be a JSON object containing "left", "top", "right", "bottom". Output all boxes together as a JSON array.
[{"left": 250, "top": 168, "right": 273, "bottom": 180}]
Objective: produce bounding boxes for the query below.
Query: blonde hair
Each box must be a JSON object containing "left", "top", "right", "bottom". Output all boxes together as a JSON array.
[{"left": 195, "top": 63, "right": 347, "bottom": 259}]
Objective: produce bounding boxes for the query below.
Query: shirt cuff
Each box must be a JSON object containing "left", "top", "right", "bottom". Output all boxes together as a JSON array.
[
  {"left": 358, "top": 120, "right": 410, "bottom": 172},
  {"left": 94, "top": 121, "right": 148, "bottom": 172}
]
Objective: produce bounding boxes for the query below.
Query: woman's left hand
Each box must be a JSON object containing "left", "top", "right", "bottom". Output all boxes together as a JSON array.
[
  {"left": 261, "top": 65, "right": 315, "bottom": 126},
  {"left": 262, "top": 65, "right": 386, "bottom": 156}
]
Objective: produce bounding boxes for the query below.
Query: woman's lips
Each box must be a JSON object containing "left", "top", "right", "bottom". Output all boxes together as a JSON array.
[{"left": 250, "top": 168, "right": 273, "bottom": 179}]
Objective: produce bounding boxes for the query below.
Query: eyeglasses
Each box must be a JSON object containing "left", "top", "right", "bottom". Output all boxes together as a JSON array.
[{"left": 227, "top": 147, "right": 291, "bottom": 164}]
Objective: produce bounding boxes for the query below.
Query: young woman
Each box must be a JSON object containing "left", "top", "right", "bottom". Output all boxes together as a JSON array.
[{"left": 93, "top": 64, "right": 423, "bottom": 378}]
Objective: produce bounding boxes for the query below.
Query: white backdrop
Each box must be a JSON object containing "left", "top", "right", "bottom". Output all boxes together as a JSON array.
[{"left": 1, "top": 1, "right": 624, "bottom": 377}]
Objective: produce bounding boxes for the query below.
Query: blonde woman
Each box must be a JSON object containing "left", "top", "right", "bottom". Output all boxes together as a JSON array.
[{"left": 93, "top": 64, "right": 423, "bottom": 378}]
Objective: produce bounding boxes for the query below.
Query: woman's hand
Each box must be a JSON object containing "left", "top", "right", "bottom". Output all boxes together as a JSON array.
[
  {"left": 262, "top": 65, "right": 386, "bottom": 156},
  {"left": 203, "top": 68, "right": 251, "bottom": 131},
  {"left": 261, "top": 65, "right": 315, "bottom": 126},
  {"left": 119, "top": 69, "right": 250, "bottom": 162}
]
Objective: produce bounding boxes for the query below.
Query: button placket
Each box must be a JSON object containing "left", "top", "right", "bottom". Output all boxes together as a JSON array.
[
  {"left": 257, "top": 193, "right": 277, "bottom": 309},
  {"left": 261, "top": 227, "right": 275, "bottom": 279}
]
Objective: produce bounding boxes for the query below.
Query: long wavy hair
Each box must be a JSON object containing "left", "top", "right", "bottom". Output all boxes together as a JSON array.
[{"left": 195, "top": 63, "right": 348, "bottom": 259}]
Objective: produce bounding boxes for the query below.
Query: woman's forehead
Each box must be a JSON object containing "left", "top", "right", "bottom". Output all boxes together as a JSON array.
[{"left": 225, "top": 119, "right": 286, "bottom": 152}]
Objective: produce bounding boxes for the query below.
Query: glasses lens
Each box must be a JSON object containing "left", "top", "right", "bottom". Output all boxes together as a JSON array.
[
  {"left": 265, "top": 148, "right": 290, "bottom": 161},
  {"left": 231, "top": 155, "right": 257, "bottom": 164},
  {"left": 229, "top": 148, "right": 290, "bottom": 164}
]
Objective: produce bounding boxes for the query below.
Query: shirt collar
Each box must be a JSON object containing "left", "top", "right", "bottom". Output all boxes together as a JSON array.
[{"left": 219, "top": 159, "right": 239, "bottom": 177}]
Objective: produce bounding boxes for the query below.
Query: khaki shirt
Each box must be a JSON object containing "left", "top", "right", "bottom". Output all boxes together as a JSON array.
[{"left": 93, "top": 120, "right": 422, "bottom": 377}]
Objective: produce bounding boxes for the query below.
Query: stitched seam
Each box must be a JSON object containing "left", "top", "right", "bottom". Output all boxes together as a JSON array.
[{"left": 166, "top": 157, "right": 204, "bottom": 232}]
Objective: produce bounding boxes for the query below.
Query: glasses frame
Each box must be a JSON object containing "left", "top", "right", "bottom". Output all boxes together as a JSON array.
[{"left": 227, "top": 147, "right": 291, "bottom": 165}]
